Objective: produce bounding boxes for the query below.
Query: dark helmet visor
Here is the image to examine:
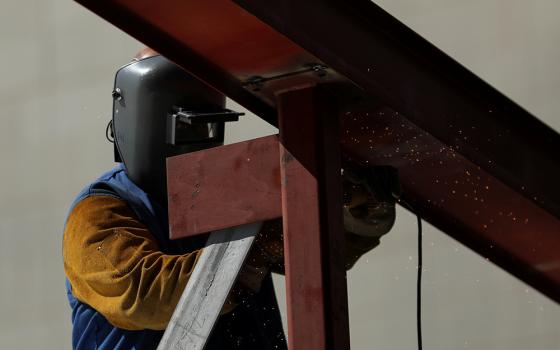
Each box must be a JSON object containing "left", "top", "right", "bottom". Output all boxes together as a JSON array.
[{"left": 173, "top": 121, "right": 220, "bottom": 144}]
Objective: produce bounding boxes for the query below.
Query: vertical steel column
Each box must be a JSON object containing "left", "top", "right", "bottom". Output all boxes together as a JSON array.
[{"left": 277, "top": 85, "right": 350, "bottom": 350}]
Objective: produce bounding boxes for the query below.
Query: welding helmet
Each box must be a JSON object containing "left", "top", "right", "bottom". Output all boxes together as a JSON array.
[{"left": 110, "top": 49, "right": 241, "bottom": 205}]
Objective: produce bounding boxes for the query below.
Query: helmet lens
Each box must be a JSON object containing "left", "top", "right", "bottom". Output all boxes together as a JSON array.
[{"left": 174, "top": 121, "right": 219, "bottom": 144}]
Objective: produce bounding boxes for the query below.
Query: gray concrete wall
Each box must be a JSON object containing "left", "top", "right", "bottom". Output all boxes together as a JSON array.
[{"left": 0, "top": 0, "right": 558, "bottom": 349}]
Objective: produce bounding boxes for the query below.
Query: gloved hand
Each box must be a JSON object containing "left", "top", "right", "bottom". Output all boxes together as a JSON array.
[
  {"left": 342, "top": 164, "right": 399, "bottom": 237},
  {"left": 342, "top": 164, "right": 400, "bottom": 268}
]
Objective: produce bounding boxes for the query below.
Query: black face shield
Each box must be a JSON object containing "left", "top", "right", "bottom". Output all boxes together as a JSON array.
[{"left": 111, "top": 55, "right": 240, "bottom": 205}]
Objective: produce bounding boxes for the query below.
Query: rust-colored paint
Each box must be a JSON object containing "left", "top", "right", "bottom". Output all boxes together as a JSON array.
[
  {"left": 75, "top": 0, "right": 342, "bottom": 124},
  {"left": 166, "top": 135, "right": 281, "bottom": 238},
  {"left": 113, "top": 0, "right": 311, "bottom": 78},
  {"left": 280, "top": 145, "right": 327, "bottom": 350},
  {"left": 278, "top": 86, "right": 350, "bottom": 350}
]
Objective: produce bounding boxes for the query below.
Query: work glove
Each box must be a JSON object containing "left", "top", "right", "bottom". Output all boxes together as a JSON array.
[{"left": 342, "top": 164, "right": 400, "bottom": 268}]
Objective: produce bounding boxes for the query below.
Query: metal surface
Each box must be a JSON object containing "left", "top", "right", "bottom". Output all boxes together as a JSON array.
[
  {"left": 278, "top": 86, "right": 350, "bottom": 350},
  {"left": 158, "top": 223, "right": 260, "bottom": 350},
  {"left": 172, "top": 108, "right": 243, "bottom": 124},
  {"left": 75, "top": 0, "right": 560, "bottom": 301},
  {"left": 167, "top": 135, "right": 281, "bottom": 238},
  {"left": 234, "top": 0, "right": 560, "bottom": 220}
]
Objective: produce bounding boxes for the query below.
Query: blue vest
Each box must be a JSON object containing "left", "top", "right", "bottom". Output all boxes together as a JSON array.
[{"left": 65, "top": 165, "right": 286, "bottom": 350}]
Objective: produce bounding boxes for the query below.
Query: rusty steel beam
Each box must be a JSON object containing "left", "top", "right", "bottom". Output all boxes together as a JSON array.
[
  {"left": 278, "top": 85, "right": 350, "bottom": 350},
  {"left": 167, "top": 135, "right": 281, "bottom": 238},
  {"left": 233, "top": 0, "right": 560, "bottom": 221}
]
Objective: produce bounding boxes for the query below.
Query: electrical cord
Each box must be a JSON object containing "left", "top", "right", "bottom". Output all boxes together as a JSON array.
[
  {"left": 397, "top": 198, "right": 423, "bottom": 350},
  {"left": 415, "top": 209, "right": 423, "bottom": 350}
]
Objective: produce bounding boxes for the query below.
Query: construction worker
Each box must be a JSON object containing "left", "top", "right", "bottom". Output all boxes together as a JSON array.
[{"left": 63, "top": 48, "right": 398, "bottom": 350}]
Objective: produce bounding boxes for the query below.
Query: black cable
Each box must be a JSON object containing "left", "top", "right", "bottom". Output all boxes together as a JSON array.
[
  {"left": 416, "top": 211, "right": 423, "bottom": 350},
  {"left": 397, "top": 198, "right": 423, "bottom": 350}
]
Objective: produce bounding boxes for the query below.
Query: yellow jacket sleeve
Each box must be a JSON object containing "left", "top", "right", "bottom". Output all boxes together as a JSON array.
[{"left": 63, "top": 195, "right": 202, "bottom": 331}]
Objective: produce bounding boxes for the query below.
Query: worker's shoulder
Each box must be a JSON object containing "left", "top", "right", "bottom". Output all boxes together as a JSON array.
[{"left": 66, "top": 195, "right": 141, "bottom": 231}]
